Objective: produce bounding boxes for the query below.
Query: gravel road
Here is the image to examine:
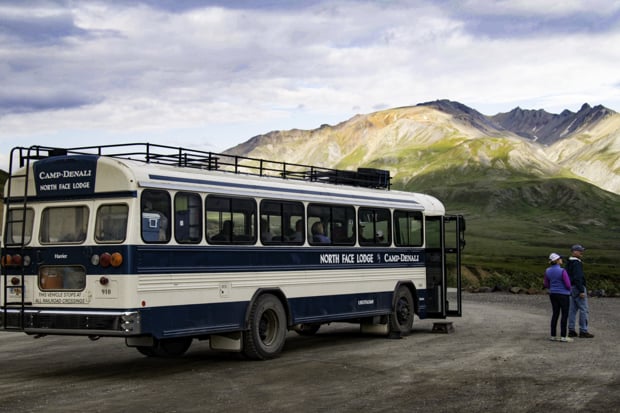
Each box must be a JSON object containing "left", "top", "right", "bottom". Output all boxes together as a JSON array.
[{"left": 0, "top": 292, "right": 618, "bottom": 413}]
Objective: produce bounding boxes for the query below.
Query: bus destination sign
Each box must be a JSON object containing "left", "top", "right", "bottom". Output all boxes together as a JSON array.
[{"left": 34, "top": 155, "right": 98, "bottom": 197}]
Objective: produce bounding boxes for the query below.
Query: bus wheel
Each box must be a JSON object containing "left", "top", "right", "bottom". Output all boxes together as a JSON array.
[
  {"left": 293, "top": 323, "right": 321, "bottom": 336},
  {"left": 389, "top": 287, "right": 414, "bottom": 336},
  {"left": 137, "top": 337, "right": 192, "bottom": 357},
  {"left": 243, "top": 294, "right": 287, "bottom": 360}
]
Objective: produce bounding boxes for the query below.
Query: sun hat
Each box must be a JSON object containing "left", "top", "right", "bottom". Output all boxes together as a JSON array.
[{"left": 549, "top": 252, "right": 561, "bottom": 262}]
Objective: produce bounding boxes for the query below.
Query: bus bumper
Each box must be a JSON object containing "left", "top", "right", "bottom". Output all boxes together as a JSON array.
[{"left": 0, "top": 308, "right": 141, "bottom": 336}]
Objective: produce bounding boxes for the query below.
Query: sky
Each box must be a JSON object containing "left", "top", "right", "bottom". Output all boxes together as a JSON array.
[{"left": 1, "top": 0, "right": 620, "bottom": 171}]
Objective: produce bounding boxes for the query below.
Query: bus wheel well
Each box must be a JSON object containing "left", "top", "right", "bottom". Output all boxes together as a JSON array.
[
  {"left": 245, "top": 288, "right": 291, "bottom": 328},
  {"left": 388, "top": 282, "right": 416, "bottom": 336},
  {"left": 242, "top": 291, "right": 288, "bottom": 360},
  {"left": 394, "top": 281, "right": 419, "bottom": 316}
]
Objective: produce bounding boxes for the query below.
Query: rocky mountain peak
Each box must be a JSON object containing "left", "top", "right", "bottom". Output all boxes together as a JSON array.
[{"left": 490, "top": 102, "right": 615, "bottom": 144}]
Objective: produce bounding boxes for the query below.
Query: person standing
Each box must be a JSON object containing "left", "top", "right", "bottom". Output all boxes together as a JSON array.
[
  {"left": 544, "top": 253, "right": 573, "bottom": 342},
  {"left": 566, "top": 244, "right": 594, "bottom": 338}
]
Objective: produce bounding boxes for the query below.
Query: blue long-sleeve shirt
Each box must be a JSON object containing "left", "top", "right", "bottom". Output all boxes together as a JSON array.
[{"left": 544, "top": 264, "right": 571, "bottom": 295}]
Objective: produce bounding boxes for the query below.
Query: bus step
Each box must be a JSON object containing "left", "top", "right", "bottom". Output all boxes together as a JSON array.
[{"left": 431, "top": 321, "right": 454, "bottom": 334}]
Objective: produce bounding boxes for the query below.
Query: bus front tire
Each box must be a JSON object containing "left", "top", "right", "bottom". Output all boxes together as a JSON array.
[
  {"left": 243, "top": 294, "right": 287, "bottom": 360},
  {"left": 389, "top": 287, "right": 414, "bottom": 336}
]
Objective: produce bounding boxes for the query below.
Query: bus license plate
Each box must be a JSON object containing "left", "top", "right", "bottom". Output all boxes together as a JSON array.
[
  {"left": 8, "top": 287, "right": 23, "bottom": 299},
  {"left": 95, "top": 281, "right": 118, "bottom": 299}
]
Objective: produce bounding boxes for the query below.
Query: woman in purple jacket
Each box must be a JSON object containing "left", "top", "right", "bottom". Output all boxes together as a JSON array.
[{"left": 544, "top": 253, "right": 573, "bottom": 342}]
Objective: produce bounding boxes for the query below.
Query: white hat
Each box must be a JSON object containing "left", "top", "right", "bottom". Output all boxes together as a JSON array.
[
  {"left": 375, "top": 230, "right": 384, "bottom": 238},
  {"left": 549, "top": 252, "right": 561, "bottom": 262}
]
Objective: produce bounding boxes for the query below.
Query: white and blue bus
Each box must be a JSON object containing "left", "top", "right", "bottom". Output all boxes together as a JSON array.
[{"left": 1, "top": 144, "right": 464, "bottom": 359}]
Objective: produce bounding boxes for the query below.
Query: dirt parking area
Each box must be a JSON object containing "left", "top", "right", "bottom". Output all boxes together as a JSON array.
[{"left": 1, "top": 292, "right": 618, "bottom": 413}]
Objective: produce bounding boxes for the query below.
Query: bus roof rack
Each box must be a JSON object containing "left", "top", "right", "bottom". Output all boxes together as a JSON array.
[{"left": 12, "top": 143, "right": 391, "bottom": 190}]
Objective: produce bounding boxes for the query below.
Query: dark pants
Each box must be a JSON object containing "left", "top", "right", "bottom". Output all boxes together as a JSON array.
[{"left": 549, "top": 293, "right": 570, "bottom": 337}]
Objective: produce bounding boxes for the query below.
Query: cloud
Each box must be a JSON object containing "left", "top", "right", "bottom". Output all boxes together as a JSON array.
[{"left": 0, "top": 0, "right": 619, "bottom": 171}]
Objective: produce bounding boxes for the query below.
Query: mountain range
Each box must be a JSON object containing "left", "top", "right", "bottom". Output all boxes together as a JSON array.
[
  {"left": 226, "top": 99, "right": 620, "bottom": 290},
  {"left": 226, "top": 99, "right": 620, "bottom": 196}
]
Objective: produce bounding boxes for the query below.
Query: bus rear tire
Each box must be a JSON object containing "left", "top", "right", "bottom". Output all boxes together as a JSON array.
[
  {"left": 389, "top": 286, "right": 414, "bottom": 336},
  {"left": 243, "top": 294, "right": 287, "bottom": 360}
]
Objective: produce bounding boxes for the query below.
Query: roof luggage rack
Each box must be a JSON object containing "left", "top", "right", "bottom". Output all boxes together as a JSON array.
[{"left": 10, "top": 143, "right": 391, "bottom": 190}]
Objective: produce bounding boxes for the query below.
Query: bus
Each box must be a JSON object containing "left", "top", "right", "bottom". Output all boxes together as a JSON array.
[{"left": 1, "top": 143, "right": 465, "bottom": 359}]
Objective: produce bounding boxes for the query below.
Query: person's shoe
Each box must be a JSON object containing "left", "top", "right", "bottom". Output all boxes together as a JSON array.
[
  {"left": 568, "top": 330, "right": 578, "bottom": 337},
  {"left": 549, "top": 336, "right": 559, "bottom": 341},
  {"left": 560, "top": 337, "right": 574, "bottom": 342},
  {"left": 579, "top": 332, "right": 594, "bottom": 338}
]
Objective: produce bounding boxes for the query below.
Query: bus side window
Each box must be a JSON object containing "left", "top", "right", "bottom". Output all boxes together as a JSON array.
[
  {"left": 260, "top": 199, "right": 304, "bottom": 245},
  {"left": 141, "top": 190, "right": 171, "bottom": 243},
  {"left": 394, "top": 210, "right": 423, "bottom": 247},
  {"left": 307, "top": 203, "right": 355, "bottom": 246},
  {"left": 206, "top": 195, "right": 256, "bottom": 244},
  {"left": 358, "top": 207, "right": 391, "bottom": 246},
  {"left": 175, "top": 192, "right": 202, "bottom": 243}
]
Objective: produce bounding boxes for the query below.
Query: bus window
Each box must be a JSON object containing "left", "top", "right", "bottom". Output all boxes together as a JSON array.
[
  {"left": 358, "top": 207, "right": 391, "bottom": 246},
  {"left": 141, "top": 190, "right": 171, "bottom": 243},
  {"left": 260, "top": 199, "right": 304, "bottom": 244},
  {"left": 175, "top": 192, "right": 202, "bottom": 243},
  {"left": 425, "top": 217, "right": 441, "bottom": 249},
  {"left": 206, "top": 195, "right": 256, "bottom": 244},
  {"left": 394, "top": 210, "right": 423, "bottom": 247},
  {"left": 4, "top": 208, "right": 34, "bottom": 245},
  {"left": 308, "top": 204, "right": 355, "bottom": 246},
  {"left": 39, "top": 265, "right": 86, "bottom": 291},
  {"left": 95, "top": 204, "right": 128, "bottom": 243},
  {"left": 40, "top": 206, "right": 88, "bottom": 244}
]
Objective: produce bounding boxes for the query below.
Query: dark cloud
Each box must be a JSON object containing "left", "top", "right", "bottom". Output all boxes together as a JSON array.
[
  {"left": 431, "top": 0, "right": 620, "bottom": 38},
  {"left": 0, "top": 9, "right": 88, "bottom": 45},
  {"left": 463, "top": 12, "right": 620, "bottom": 38},
  {"left": 0, "top": 92, "right": 101, "bottom": 116}
]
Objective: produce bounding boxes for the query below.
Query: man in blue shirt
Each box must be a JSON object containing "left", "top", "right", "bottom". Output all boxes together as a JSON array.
[{"left": 566, "top": 244, "right": 594, "bottom": 338}]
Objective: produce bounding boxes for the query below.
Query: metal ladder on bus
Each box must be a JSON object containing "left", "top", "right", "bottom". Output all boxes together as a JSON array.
[{"left": 1, "top": 147, "right": 33, "bottom": 331}]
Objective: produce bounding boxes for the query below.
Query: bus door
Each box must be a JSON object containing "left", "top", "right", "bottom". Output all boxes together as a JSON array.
[{"left": 424, "top": 215, "right": 465, "bottom": 318}]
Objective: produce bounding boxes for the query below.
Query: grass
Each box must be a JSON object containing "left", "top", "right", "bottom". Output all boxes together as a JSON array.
[{"left": 393, "top": 166, "right": 620, "bottom": 295}]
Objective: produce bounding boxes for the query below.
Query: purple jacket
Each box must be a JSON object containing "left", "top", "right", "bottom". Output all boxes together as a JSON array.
[{"left": 544, "top": 264, "right": 571, "bottom": 295}]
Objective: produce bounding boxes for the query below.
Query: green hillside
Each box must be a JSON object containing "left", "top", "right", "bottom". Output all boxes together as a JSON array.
[{"left": 397, "top": 170, "right": 620, "bottom": 294}]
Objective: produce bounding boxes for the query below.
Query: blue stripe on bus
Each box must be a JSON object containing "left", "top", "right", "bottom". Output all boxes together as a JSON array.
[
  {"left": 4, "top": 246, "right": 425, "bottom": 276},
  {"left": 148, "top": 174, "right": 419, "bottom": 206},
  {"left": 135, "top": 246, "right": 425, "bottom": 274}
]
